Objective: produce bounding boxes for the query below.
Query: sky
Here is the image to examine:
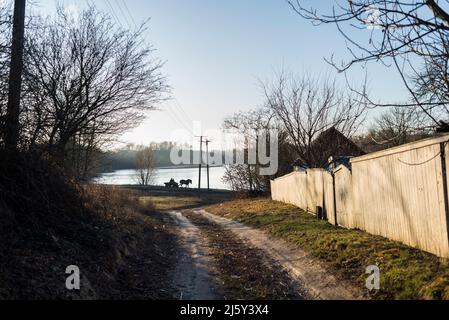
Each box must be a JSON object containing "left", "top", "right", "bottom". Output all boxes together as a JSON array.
[{"left": 35, "top": 0, "right": 409, "bottom": 149}]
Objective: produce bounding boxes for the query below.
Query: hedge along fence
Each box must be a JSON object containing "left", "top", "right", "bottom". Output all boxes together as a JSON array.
[{"left": 271, "top": 134, "right": 449, "bottom": 258}]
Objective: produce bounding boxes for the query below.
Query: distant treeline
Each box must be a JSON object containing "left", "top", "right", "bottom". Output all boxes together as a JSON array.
[{"left": 99, "top": 142, "right": 225, "bottom": 172}]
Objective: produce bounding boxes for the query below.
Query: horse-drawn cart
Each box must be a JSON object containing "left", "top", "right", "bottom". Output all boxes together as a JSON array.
[
  {"left": 164, "top": 178, "right": 192, "bottom": 189},
  {"left": 164, "top": 179, "right": 179, "bottom": 189}
]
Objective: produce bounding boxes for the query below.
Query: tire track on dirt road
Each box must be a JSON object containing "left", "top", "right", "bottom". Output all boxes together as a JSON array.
[
  {"left": 169, "top": 211, "right": 221, "bottom": 300},
  {"left": 169, "top": 209, "right": 311, "bottom": 300},
  {"left": 183, "top": 210, "right": 310, "bottom": 300},
  {"left": 194, "top": 209, "right": 367, "bottom": 300}
]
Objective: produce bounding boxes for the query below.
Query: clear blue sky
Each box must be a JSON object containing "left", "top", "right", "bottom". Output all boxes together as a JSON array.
[{"left": 36, "top": 0, "right": 408, "bottom": 148}]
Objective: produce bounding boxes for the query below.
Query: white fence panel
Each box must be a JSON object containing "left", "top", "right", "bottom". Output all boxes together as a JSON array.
[{"left": 271, "top": 134, "right": 449, "bottom": 258}]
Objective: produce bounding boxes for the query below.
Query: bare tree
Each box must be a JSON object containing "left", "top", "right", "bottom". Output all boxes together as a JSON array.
[
  {"left": 223, "top": 108, "right": 273, "bottom": 192},
  {"left": 413, "top": 45, "right": 449, "bottom": 130},
  {"left": 288, "top": 0, "right": 449, "bottom": 128},
  {"left": 372, "top": 106, "right": 433, "bottom": 146},
  {"left": 223, "top": 107, "right": 293, "bottom": 193},
  {"left": 352, "top": 105, "right": 435, "bottom": 153},
  {"left": 135, "top": 146, "right": 157, "bottom": 186},
  {"left": 262, "top": 71, "right": 366, "bottom": 167},
  {"left": 22, "top": 6, "right": 168, "bottom": 160}
]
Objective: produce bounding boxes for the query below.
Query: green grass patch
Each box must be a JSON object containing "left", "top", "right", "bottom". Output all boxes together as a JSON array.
[{"left": 207, "top": 198, "right": 449, "bottom": 300}]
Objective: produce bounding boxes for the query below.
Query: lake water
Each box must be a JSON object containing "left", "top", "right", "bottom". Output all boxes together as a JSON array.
[{"left": 94, "top": 166, "right": 228, "bottom": 190}]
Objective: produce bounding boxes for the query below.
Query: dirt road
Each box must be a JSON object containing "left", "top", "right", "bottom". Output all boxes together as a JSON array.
[
  {"left": 168, "top": 208, "right": 364, "bottom": 300},
  {"left": 169, "top": 211, "right": 221, "bottom": 300}
]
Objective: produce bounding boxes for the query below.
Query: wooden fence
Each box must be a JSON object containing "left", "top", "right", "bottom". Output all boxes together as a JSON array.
[{"left": 271, "top": 134, "right": 449, "bottom": 258}]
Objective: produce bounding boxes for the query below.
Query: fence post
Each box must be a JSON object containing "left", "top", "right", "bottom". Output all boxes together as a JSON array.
[
  {"left": 440, "top": 142, "right": 449, "bottom": 251},
  {"left": 332, "top": 171, "right": 338, "bottom": 226}
]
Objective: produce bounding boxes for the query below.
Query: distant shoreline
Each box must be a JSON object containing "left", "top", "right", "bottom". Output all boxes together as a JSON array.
[
  {"left": 100, "top": 165, "right": 224, "bottom": 174},
  {"left": 100, "top": 184, "right": 233, "bottom": 193},
  {"left": 157, "top": 165, "right": 224, "bottom": 170}
]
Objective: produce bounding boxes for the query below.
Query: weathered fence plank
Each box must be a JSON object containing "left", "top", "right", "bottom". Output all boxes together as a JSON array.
[
  {"left": 271, "top": 134, "right": 449, "bottom": 258},
  {"left": 334, "top": 166, "right": 356, "bottom": 228}
]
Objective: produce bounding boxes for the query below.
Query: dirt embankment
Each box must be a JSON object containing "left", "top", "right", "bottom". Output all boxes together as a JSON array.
[{"left": 0, "top": 178, "right": 179, "bottom": 299}]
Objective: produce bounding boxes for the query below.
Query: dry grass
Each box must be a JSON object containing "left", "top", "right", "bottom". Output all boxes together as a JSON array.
[
  {"left": 207, "top": 198, "right": 449, "bottom": 300},
  {"left": 140, "top": 192, "right": 234, "bottom": 212},
  {"left": 83, "top": 186, "right": 157, "bottom": 226},
  {"left": 140, "top": 196, "right": 203, "bottom": 211},
  {"left": 0, "top": 163, "right": 177, "bottom": 300}
]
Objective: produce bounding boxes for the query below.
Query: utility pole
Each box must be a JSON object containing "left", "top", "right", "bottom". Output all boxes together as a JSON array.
[
  {"left": 4, "top": 0, "right": 26, "bottom": 151},
  {"left": 196, "top": 136, "right": 204, "bottom": 197},
  {"left": 205, "top": 139, "right": 211, "bottom": 191}
]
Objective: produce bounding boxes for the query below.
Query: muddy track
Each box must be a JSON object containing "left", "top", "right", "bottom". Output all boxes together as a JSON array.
[
  {"left": 183, "top": 210, "right": 311, "bottom": 300},
  {"left": 169, "top": 209, "right": 311, "bottom": 300},
  {"left": 169, "top": 211, "right": 221, "bottom": 300},
  {"left": 195, "top": 209, "right": 366, "bottom": 300}
]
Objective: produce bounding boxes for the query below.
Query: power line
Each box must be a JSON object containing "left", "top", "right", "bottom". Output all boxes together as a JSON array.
[
  {"left": 173, "top": 98, "right": 194, "bottom": 125},
  {"left": 166, "top": 102, "right": 195, "bottom": 136},
  {"left": 103, "top": 0, "right": 123, "bottom": 28},
  {"left": 101, "top": 0, "right": 150, "bottom": 61},
  {"left": 120, "top": 0, "right": 137, "bottom": 28},
  {"left": 105, "top": 1, "right": 195, "bottom": 137},
  {"left": 113, "top": 0, "right": 132, "bottom": 28},
  {"left": 100, "top": 0, "right": 195, "bottom": 140},
  {"left": 169, "top": 100, "right": 194, "bottom": 129},
  {"left": 77, "top": 1, "right": 195, "bottom": 146},
  {"left": 85, "top": 0, "right": 97, "bottom": 11},
  {"left": 87, "top": 0, "right": 193, "bottom": 143}
]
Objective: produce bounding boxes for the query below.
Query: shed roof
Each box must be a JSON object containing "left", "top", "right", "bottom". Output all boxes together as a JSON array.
[{"left": 293, "top": 127, "right": 365, "bottom": 168}]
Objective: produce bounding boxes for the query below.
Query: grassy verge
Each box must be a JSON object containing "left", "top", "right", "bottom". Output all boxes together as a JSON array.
[
  {"left": 140, "top": 196, "right": 204, "bottom": 211},
  {"left": 140, "top": 192, "right": 233, "bottom": 211},
  {"left": 207, "top": 198, "right": 449, "bottom": 300}
]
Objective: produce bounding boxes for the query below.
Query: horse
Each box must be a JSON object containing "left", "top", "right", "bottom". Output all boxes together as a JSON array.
[{"left": 180, "top": 179, "right": 193, "bottom": 188}]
